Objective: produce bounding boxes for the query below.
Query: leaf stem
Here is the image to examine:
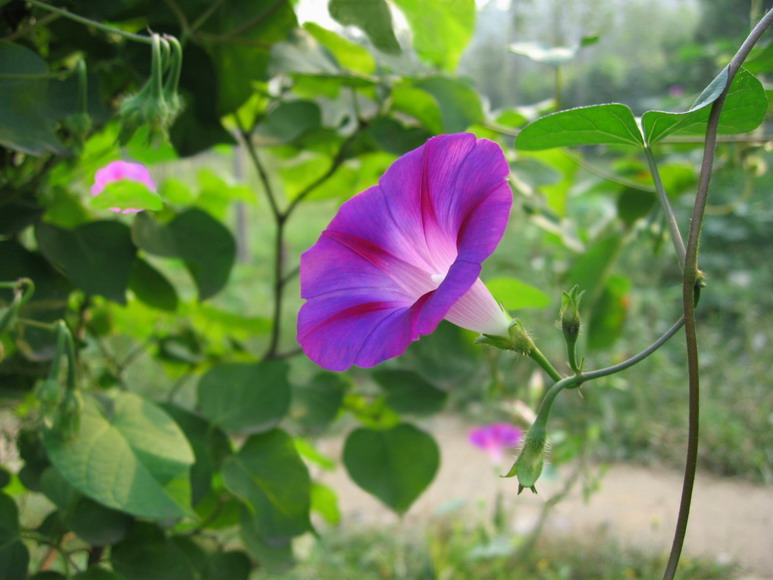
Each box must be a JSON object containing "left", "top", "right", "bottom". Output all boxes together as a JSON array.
[
  {"left": 25, "top": 0, "right": 155, "bottom": 44},
  {"left": 663, "top": 8, "right": 773, "bottom": 579},
  {"left": 644, "top": 145, "right": 686, "bottom": 268}
]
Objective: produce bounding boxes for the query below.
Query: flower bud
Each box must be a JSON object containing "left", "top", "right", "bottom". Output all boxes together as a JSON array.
[
  {"left": 503, "top": 422, "right": 546, "bottom": 494},
  {"left": 560, "top": 285, "right": 584, "bottom": 340},
  {"left": 52, "top": 391, "right": 84, "bottom": 440}
]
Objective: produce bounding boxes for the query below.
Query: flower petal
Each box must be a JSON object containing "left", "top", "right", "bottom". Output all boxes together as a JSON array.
[{"left": 298, "top": 133, "right": 512, "bottom": 370}]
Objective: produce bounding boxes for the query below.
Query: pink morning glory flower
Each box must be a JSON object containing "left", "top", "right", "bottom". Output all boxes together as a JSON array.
[
  {"left": 91, "top": 160, "right": 157, "bottom": 213},
  {"left": 298, "top": 133, "right": 513, "bottom": 371},
  {"left": 469, "top": 422, "right": 523, "bottom": 464}
]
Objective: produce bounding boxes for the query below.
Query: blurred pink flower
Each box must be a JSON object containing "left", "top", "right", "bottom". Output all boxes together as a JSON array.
[
  {"left": 91, "top": 160, "right": 157, "bottom": 214},
  {"left": 469, "top": 422, "right": 523, "bottom": 464}
]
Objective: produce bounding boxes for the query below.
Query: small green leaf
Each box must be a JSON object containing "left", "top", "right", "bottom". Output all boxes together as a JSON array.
[
  {"left": 392, "top": 0, "right": 475, "bottom": 71},
  {"left": 71, "top": 568, "right": 126, "bottom": 580},
  {"left": 207, "top": 551, "right": 251, "bottom": 580},
  {"left": 486, "top": 277, "right": 551, "bottom": 310},
  {"left": 617, "top": 188, "right": 657, "bottom": 226},
  {"left": 565, "top": 234, "right": 623, "bottom": 312},
  {"left": 642, "top": 68, "right": 767, "bottom": 144},
  {"left": 329, "top": 0, "right": 401, "bottom": 54},
  {"left": 310, "top": 482, "right": 341, "bottom": 525},
  {"left": 197, "top": 361, "right": 291, "bottom": 435},
  {"left": 343, "top": 423, "right": 439, "bottom": 515},
  {"left": 372, "top": 369, "right": 447, "bottom": 415},
  {"left": 391, "top": 85, "right": 444, "bottom": 133},
  {"left": 222, "top": 430, "right": 312, "bottom": 541},
  {"left": 90, "top": 180, "right": 164, "bottom": 212},
  {"left": 586, "top": 274, "right": 631, "bottom": 351},
  {"left": 35, "top": 221, "right": 137, "bottom": 304},
  {"left": 517, "top": 103, "right": 643, "bottom": 150},
  {"left": 44, "top": 392, "right": 194, "bottom": 519},
  {"left": 239, "top": 508, "right": 295, "bottom": 573}
]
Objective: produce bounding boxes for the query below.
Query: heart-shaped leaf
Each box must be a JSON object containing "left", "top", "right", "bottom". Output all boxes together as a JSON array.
[
  {"left": 343, "top": 423, "right": 439, "bottom": 515},
  {"left": 44, "top": 392, "right": 194, "bottom": 519},
  {"left": 517, "top": 103, "right": 644, "bottom": 150}
]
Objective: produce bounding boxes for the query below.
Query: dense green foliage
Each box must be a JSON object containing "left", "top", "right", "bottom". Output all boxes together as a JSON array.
[{"left": 1, "top": 0, "right": 772, "bottom": 578}]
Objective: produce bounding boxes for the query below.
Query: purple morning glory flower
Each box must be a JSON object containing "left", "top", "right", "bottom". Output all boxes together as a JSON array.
[
  {"left": 298, "top": 133, "right": 513, "bottom": 371},
  {"left": 91, "top": 160, "right": 157, "bottom": 214},
  {"left": 469, "top": 422, "right": 523, "bottom": 464}
]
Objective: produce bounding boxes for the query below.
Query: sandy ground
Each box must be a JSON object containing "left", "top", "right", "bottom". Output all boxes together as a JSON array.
[{"left": 316, "top": 414, "right": 773, "bottom": 579}]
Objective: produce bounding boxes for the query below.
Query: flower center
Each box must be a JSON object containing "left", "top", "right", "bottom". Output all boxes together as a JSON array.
[{"left": 430, "top": 273, "right": 446, "bottom": 288}]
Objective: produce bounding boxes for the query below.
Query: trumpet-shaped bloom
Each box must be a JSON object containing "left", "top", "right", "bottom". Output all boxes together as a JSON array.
[
  {"left": 469, "top": 422, "right": 523, "bottom": 465},
  {"left": 91, "top": 160, "right": 157, "bottom": 214},
  {"left": 298, "top": 133, "right": 512, "bottom": 371}
]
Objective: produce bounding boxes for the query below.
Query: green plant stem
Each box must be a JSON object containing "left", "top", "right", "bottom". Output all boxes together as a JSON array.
[
  {"left": 644, "top": 145, "right": 686, "bottom": 269},
  {"left": 26, "top": 0, "right": 155, "bottom": 44},
  {"left": 528, "top": 345, "right": 562, "bottom": 383},
  {"left": 664, "top": 9, "right": 773, "bottom": 580}
]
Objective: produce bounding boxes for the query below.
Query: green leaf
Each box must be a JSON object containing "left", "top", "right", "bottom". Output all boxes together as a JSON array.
[
  {"left": 486, "top": 277, "right": 551, "bottom": 310},
  {"left": 294, "top": 372, "right": 350, "bottom": 432},
  {"left": 197, "top": 361, "right": 291, "bottom": 435},
  {"left": 90, "top": 181, "right": 163, "bottom": 212},
  {"left": 328, "top": 0, "right": 401, "bottom": 54},
  {"left": 35, "top": 221, "right": 137, "bottom": 304},
  {"left": 617, "top": 188, "right": 657, "bottom": 226},
  {"left": 44, "top": 392, "right": 194, "bottom": 519},
  {"left": 310, "top": 482, "right": 341, "bottom": 525},
  {"left": 0, "top": 492, "right": 29, "bottom": 580},
  {"left": 392, "top": 0, "right": 475, "bottom": 71},
  {"left": 111, "top": 523, "right": 200, "bottom": 580},
  {"left": 586, "top": 274, "right": 631, "bottom": 351},
  {"left": 414, "top": 76, "right": 484, "bottom": 132},
  {"left": 0, "top": 41, "right": 66, "bottom": 156},
  {"left": 517, "top": 103, "right": 643, "bottom": 150},
  {"left": 303, "top": 22, "right": 376, "bottom": 75},
  {"left": 207, "top": 551, "right": 251, "bottom": 580},
  {"left": 222, "top": 429, "right": 312, "bottom": 541},
  {"left": 256, "top": 101, "right": 322, "bottom": 145},
  {"left": 642, "top": 68, "right": 767, "bottom": 145},
  {"left": 239, "top": 508, "right": 294, "bottom": 573},
  {"left": 400, "top": 321, "right": 481, "bottom": 388},
  {"left": 132, "top": 209, "right": 236, "bottom": 301},
  {"left": 128, "top": 258, "right": 179, "bottom": 312},
  {"left": 391, "top": 85, "right": 444, "bottom": 133},
  {"left": 343, "top": 423, "right": 439, "bottom": 514},
  {"left": 565, "top": 234, "right": 623, "bottom": 311},
  {"left": 159, "top": 404, "right": 231, "bottom": 506},
  {"left": 372, "top": 369, "right": 447, "bottom": 415},
  {"left": 365, "top": 116, "right": 432, "bottom": 156}
]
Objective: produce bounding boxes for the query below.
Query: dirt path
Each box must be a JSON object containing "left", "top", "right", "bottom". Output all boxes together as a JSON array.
[{"left": 316, "top": 414, "right": 773, "bottom": 579}]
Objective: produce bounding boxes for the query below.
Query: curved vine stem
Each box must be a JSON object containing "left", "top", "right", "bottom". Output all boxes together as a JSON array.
[{"left": 663, "top": 9, "right": 773, "bottom": 579}]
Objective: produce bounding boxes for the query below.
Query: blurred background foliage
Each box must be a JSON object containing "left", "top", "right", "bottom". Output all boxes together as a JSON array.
[{"left": 1, "top": 0, "right": 772, "bottom": 578}]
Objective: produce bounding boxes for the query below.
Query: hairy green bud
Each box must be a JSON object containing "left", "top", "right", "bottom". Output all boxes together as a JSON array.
[{"left": 503, "top": 422, "right": 546, "bottom": 494}]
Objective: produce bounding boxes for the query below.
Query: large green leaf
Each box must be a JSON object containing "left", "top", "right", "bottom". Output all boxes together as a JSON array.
[
  {"left": 517, "top": 103, "right": 644, "bottom": 150},
  {"left": 392, "top": 0, "right": 475, "bottom": 71},
  {"left": 128, "top": 258, "right": 179, "bottom": 312},
  {"left": 486, "top": 277, "right": 551, "bottom": 310},
  {"left": 111, "top": 523, "right": 201, "bottom": 580},
  {"left": 35, "top": 221, "right": 137, "bottom": 304},
  {"left": 0, "top": 492, "right": 29, "bottom": 580},
  {"left": 586, "top": 274, "right": 631, "bottom": 351},
  {"left": 343, "top": 423, "right": 439, "bottom": 514},
  {"left": 222, "top": 430, "right": 312, "bottom": 541},
  {"left": 256, "top": 100, "right": 322, "bottom": 145},
  {"left": 328, "top": 0, "right": 401, "bottom": 54},
  {"left": 372, "top": 369, "right": 447, "bottom": 415},
  {"left": 131, "top": 209, "right": 236, "bottom": 301},
  {"left": 197, "top": 361, "right": 291, "bottom": 435},
  {"left": 44, "top": 392, "right": 194, "bottom": 519},
  {"left": 642, "top": 68, "right": 767, "bottom": 145},
  {"left": 160, "top": 403, "right": 231, "bottom": 505},
  {"left": 0, "top": 41, "right": 66, "bottom": 156}
]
